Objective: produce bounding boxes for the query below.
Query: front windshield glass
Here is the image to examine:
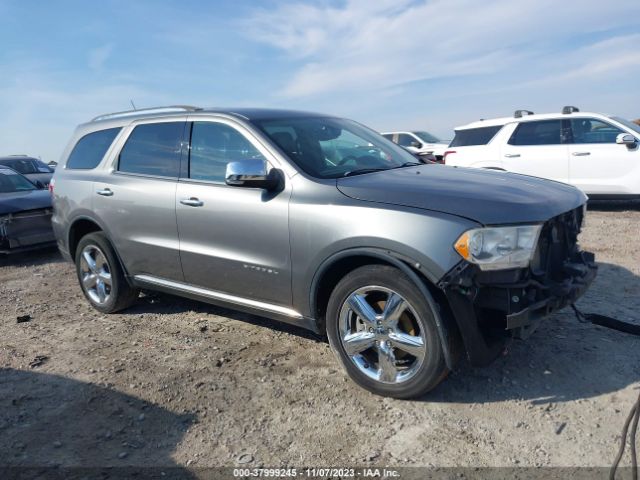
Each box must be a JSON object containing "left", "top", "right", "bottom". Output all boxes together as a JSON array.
[
  {"left": 0, "top": 169, "right": 37, "bottom": 192},
  {"left": 611, "top": 116, "right": 640, "bottom": 135},
  {"left": 254, "top": 117, "right": 419, "bottom": 179},
  {"left": 413, "top": 131, "right": 441, "bottom": 143}
]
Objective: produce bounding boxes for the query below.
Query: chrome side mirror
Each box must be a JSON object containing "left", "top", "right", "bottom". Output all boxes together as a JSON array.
[
  {"left": 616, "top": 133, "right": 637, "bottom": 147},
  {"left": 225, "top": 159, "right": 279, "bottom": 190}
]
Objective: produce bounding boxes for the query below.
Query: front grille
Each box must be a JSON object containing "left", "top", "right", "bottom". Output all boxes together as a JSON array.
[{"left": 531, "top": 206, "right": 583, "bottom": 282}]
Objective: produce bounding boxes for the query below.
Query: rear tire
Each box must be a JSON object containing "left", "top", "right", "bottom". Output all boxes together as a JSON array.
[
  {"left": 326, "top": 264, "right": 449, "bottom": 399},
  {"left": 75, "top": 232, "right": 139, "bottom": 313}
]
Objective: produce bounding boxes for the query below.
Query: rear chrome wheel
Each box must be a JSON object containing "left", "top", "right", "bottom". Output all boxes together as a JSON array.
[
  {"left": 79, "top": 244, "right": 112, "bottom": 305},
  {"left": 327, "top": 264, "right": 449, "bottom": 398},
  {"left": 339, "top": 286, "right": 426, "bottom": 385},
  {"left": 75, "top": 232, "right": 139, "bottom": 313}
]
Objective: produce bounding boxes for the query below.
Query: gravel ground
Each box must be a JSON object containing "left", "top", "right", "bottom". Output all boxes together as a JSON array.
[{"left": 1, "top": 202, "right": 639, "bottom": 473}]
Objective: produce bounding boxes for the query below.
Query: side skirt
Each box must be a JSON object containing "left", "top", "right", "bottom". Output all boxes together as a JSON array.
[{"left": 132, "top": 274, "right": 320, "bottom": 334}]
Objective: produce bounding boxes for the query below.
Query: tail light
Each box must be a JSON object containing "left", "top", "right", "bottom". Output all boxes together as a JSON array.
[
  {"left": 48, "top": 178, "right": 55, "bottom": 195},
  {"left": 443, "top": 150, "right": 456, "bottom": 164}
]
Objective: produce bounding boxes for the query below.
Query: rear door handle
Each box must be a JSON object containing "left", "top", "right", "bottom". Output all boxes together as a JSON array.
[
  {"left": 96, "top": 188, "right": 113, "bottom": 196},
  {"left": 504, "top": 153, "right": 520, "bottom": 158},
  {"left": 572, "top": 152, "right": 591, "bottom": 156},
  {"left": 180, "top": 197, "right": 204, "bottom": 207}
]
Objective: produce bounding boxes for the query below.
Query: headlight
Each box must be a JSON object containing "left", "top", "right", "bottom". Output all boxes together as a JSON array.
[{"left": 454, "top": 225, "right": 542, "bottom": 270}]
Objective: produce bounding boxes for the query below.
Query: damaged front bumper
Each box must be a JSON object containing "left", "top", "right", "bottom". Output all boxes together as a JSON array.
[
  {"left": 438, "top": 207, "right": 597, "bottom": 366},
  {"left": 0, "top": 209, "right": 56, "bottom": 254}
]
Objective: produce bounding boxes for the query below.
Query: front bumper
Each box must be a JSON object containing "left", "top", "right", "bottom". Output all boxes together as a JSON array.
[
  {"left": 505, "top": 251, "right": 597, "bottom": 330},
  {"left": 0, "top": 209, "right": 56, "bottom": 254},
  {"left": 439, "top": 206, "right": 597, "bottom": 366}
]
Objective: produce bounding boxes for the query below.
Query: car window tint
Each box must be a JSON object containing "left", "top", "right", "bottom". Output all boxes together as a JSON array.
[
  {"left": 397, "top": 134, "right": 416, "bottom": 147},
  {"left": 189, "top": 122, "right": 264, "bottom": 183},
  {"left": 67, "top": 128, "right": 122, "bottom": 169},
  {"left": 0, "top": 159, "right": 37, "bottom": 174},
  {"left": 508, "top": 120, "right": 563, "bottom": 146},
  {"left": 0, "top": 168, "right": 36, "bottom": 192},
  {"left": 35, "top": 160, "right": 53, "bottom": 173},
  {"left": 450, "top": 126, "right": 502, "bottom": 147},
  {"left": 118, "top": 123, "right": 183, "bottom": 177},
  {"left": 381, "top": 133, "right": 394, "bottom": 141},
  {"left": 570, "top": 118, "right": 624, "bottom": 144}
]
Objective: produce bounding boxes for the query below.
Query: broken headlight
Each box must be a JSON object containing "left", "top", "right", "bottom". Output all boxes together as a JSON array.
[{"left": 454, "top": 225, "right": 542, "bottom": 271}]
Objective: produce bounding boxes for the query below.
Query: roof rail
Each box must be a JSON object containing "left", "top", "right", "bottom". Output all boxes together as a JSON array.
[
  {"left": 91, "top": 105, "right": 202, "bottom": 122},
  {"left": 562, "top": 105, "right": 580, "bottom": 114},
  {"left": 514, "top": 109, "right": 534, "bottom": 118}
]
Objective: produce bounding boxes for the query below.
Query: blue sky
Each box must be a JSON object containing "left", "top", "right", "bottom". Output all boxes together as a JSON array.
[{"left": 1, "top": 0, "right": 639, "bottom": 161}]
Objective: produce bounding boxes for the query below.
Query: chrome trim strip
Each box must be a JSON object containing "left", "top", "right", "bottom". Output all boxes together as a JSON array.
[{"left": 134, "top": 274, "right": 303, "bottom": 318}]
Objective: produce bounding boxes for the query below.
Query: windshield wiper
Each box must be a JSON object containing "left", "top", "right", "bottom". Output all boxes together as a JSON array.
[
  {"left": 342, "top": 168, "right": 389, "bottom": 177},
  {"left": 393, "top": 161, "right": 422, "bottom": 168}
]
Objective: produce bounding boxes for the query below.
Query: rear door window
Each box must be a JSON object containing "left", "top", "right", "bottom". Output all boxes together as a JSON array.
[
  {"left": 450, "top": 126, "right": 502, "bottom": 147},
  {"left": 188, "top": 122, "right": 264, "bottom": 183},
  {"left": 67, "top": 128, "right": 122, "bottom": 169},
  {"left": 570, "top": 118, "right": 624, "bottom": 144},
  {"left": 508, "top": 120, "right": 564, "bottom": 145},
  {"left": 118, "top": 122, "right": 184, "bottom": 177}
]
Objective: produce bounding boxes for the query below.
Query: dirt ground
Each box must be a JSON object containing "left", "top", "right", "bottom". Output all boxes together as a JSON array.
[{"left": 1, "top": 201, "right": 639, "bottom": 473}]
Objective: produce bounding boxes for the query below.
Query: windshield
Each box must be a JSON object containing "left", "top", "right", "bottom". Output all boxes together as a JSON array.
[
  {"left": 254, "top": 117, "right": 419, "bottom": 179},
  {"left": 0, "top": 169, "right": 37, "bottom": 192},
  {"left": 413, "top": 131, "right": 441, "bottom": 143},
  {"left": 0, "top": 158, "right": 51, "bottom": 174},
  {"left": 611, "top": 116, "right": 640, "bottom": 136}
]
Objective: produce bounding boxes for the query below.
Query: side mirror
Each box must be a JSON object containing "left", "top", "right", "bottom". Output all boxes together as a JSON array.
[
  {"left": 225, "top": 159, "right": 279, "bottom": 190},
  {"left": 409, "top": 140, "right": 422, "bottom": 149},
  {"left": 616, "top": 133, "right": 637, "bottom": 147}
]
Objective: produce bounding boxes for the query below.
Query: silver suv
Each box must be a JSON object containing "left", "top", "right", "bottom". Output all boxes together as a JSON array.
[{"left": 52, "top": 106, "right": 596, "bottom": 398}]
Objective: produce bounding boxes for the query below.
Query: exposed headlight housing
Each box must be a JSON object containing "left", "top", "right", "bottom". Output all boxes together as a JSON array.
[{"left": 454, "top": 225, "right": 542, "bottom": 271}]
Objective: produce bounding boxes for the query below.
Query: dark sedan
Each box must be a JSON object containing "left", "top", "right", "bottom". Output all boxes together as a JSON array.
[
  {"left": 0, "top": 156, "right": 54, "bottom": 187},
  {"left": 0, "top": 165, "right": 55, "bottom": 253}
]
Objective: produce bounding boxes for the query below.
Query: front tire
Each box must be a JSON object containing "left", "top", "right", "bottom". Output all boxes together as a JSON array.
[
  {"left": 326, "top": 265, "right": 449, "bottom": 399},
  {"left": 75, "top": 232, "right": 139, "bottom": 313}
]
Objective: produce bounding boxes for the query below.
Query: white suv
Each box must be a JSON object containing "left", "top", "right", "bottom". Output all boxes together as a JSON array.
[
  {"left": 444, "top": 107, "right": 640, "bottom": 198},
  {"left": 381, "top": 130, "right": 449, "bottom": 161}
]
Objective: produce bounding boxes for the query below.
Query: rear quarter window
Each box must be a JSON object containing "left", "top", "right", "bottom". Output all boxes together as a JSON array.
[
  {"left": 449, "top": 126, "right": 502, "bottom": 147},
  {"left": 67, "top": 128, "right": 122, "bottom": 169}
]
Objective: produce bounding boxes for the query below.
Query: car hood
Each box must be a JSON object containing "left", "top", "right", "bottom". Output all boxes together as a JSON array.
[
  {"left": 336, "top": 165, "right": 587, "bottom": 225},
  {"left": 0, "top": 189, "right": 52, "bottom": 216}
]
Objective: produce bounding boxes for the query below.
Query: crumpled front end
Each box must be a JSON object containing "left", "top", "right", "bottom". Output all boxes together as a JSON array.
[
  {"left": 439, "top": 206, "right": 597, "bottom": 366},
  {"left": 0, "top": 208, "right": 56, "bottom": 253}
]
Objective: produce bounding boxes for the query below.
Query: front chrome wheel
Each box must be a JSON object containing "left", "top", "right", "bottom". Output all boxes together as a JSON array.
[
  {"left": 79, "top": 244, "right": 112, "bottom": 305},
  {"left": 338, "top": 286, "right": 427, "bottom": 385}
]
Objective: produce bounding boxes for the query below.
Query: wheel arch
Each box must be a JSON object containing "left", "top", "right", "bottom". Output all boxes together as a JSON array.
[
  {"left": 310, "top": 248, "right": 460, "bottom": 370},
  {"left": 67, "top": 216, "right": 132, "bottom": 283}
]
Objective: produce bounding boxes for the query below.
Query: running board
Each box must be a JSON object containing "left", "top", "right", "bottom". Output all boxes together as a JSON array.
[{"left": 133, "top": 274, "right": 303, "bottom": 319}]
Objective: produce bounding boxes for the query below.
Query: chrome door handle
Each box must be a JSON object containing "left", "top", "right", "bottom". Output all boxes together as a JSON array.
[
  {"left": 572, "top": 152, "right": 591, "bottom": 156},
  {"left": 180, "top": 197, "right": 204, "bottom": 207},
  {"left": 504, "top": 153, "right": 520, "bottom": 158},
  {"left": 96, "top": 188, "right": 113, "bottom": 196}
]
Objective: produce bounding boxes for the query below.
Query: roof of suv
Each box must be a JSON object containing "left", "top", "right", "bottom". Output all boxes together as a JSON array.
[
  {"left": 87, "top": 106, "right": 332, "bottom": 126},
  {"left": 455, "top": 109, "right": 611, "bottom": 130}
]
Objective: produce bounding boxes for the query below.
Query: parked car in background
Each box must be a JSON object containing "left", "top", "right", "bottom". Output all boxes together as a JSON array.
[
  {"left": 381, "top": 130, "right": 449, "bottom": 162},
  {"left": 0, "top": 165, "right": 55, "bottom": 253},
  {"left": 52, "top": 105, "right": 595, "bottom": 399},
  {"left": 0, "top": 155, "right": 54, "bottom": 187},
  {"left": 444, "top": 107, "right": 640, "bottom": 199}
]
